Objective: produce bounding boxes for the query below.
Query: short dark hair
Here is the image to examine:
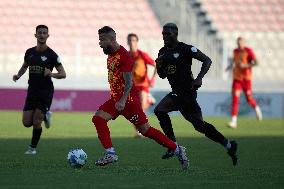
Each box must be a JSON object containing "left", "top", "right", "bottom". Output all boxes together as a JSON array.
[
  {"left": 36, "top": 25, "right": 48, "bottom": 32},
  {"left": 163, "top": 23, "right": 178, "bottom": 35},
  {"left": 237, "top": 36, "right": 244, "bottom": 41},
  {"left": 127, "top": 33, "right": 139, "bottom": 41},
  {"left": 98, "top": 26, "right": 116, "bottom": 35}
]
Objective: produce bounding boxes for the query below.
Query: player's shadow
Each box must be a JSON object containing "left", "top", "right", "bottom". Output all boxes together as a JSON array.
[
  {"left": 1, "top": 136, "right": 283, "bottom": 169},
  {"left": 0, "top": 136, "right": 283, "bottom": 189}
]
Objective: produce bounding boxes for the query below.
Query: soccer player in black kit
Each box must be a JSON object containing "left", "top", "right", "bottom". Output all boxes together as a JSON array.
[
  {"left": 154, "top": 23, "right": 238, "bottom": 166},
  {"left": 12, "top": 25, "right": 66, "bottom": 155}
]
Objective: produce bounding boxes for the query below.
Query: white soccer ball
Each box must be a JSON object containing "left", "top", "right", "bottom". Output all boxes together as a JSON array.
[{"left": 67, "top": 148, "right": 87, "bottom": 168}]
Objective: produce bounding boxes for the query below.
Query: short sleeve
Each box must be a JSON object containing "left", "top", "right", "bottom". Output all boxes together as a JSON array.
[
  {"left": 141, "top": 51, "right": 155, "bottom": 65},
  {"left": 247, "top": 48, "right": 256, "bottom": 62},
  {"left": 24, "top": 50, "right": 29, "bottom": 63},
  {"left": 120, "top": 50, "right": 134, "bottom": 72},
  {"left": 158, "top": 48, "right": 164, "bottom": 57},
  {"left": 185, "top": 44, "right": 199, "bottom": 58},
  {"left": 53, "top": 53, "right": 62, "bottom": 67}
]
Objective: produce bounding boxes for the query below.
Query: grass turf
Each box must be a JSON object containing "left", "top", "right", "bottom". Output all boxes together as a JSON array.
[{"left": 0, "top": 111, "right": 283, "bottom": 189}]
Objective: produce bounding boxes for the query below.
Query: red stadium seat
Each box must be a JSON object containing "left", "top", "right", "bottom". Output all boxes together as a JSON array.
[
  {"left": 200, "top": 0, "right": 284, "bottom": 32},
  {"left": 0, "top": 0, "right": 162, "bottom": 55}
]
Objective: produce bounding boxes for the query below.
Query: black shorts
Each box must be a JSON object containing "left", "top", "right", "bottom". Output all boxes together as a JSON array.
[
  {"left": 167, "top": 91, "right": 203, "bottom": 119},
  {"left": 23, "top": 93, "right": 53, "bottom": 114}
]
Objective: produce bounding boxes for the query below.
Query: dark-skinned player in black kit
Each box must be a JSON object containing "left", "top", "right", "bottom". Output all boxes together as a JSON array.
[{"left": 154, "top": 23, "right": 238, "bottom": 166}]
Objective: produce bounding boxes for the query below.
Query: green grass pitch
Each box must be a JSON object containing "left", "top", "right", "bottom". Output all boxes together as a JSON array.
[{"left": 0, "top": 111, "right": 283, "bottom": 189}]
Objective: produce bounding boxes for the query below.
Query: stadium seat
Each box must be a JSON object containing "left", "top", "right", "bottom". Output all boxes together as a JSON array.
[
  {"left": 199, "top": 0, "right": 284, "bottom": 81},
  {"left": 0, "top": 0, "right": 162, "bottom": 83}
]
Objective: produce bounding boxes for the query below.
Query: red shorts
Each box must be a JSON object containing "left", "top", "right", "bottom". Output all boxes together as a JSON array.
[
  {"left": 98, "top": 97, "right": 148, "bottom": 126},
  {"left": 232, "top": 79, "right": 252, "bottom": 92},
  {"left": 135, "top": 85, "right": 149, "bottom": 93}
]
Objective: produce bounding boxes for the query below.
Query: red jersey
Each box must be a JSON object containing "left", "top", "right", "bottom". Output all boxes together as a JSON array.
[
  {"left": 129, "top": 49, "right": 155, "bottom": 87},
  {"left": 107, "top": 46, "right": 137, "bottom": 101},
  {"left": 233, "top": 47, "right": 256, "bottom": 81}
]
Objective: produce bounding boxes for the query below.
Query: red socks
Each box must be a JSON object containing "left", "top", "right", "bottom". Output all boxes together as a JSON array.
[
  {"left": 247, "top": 96, "right": 257, "bottom": 108},
  {"left": 231, "top": 95, "right": 239, "bottom": 116},
  {"left": 92, "top": 116, "right": 113, "bottom": 149},
  {"left": 232, "top": 94, "right": 257, "bottom": 116},
  {"left": 92, "top": 116, "right": 177, "bottom": 152},
  {"left": 143, "top": 127, "right": 177, "bottom": 151}
]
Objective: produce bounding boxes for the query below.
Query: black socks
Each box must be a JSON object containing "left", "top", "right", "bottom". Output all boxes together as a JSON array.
[
  {"left": 155, "top": 111, "right": 176, "bottom": 142},
  {"left": 30, "top": 128, "right": 42, "bottom": 148}
]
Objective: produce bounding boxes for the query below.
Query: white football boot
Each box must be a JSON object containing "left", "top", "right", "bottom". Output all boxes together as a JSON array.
[
  {"left": 175, "top": 145, "right": 189, "bottom": 170},
  {"left": 44, "top": 111, "right": 52, "bottom": 129},
  {"left": 228, "top": 116, "right": 237, "bottom": 129},
  {"left": 255, "top": 106, "right": 263, "bottom": 121},
  {"left": 24, "top": 146, "right": 37, "bottom": 155},
  {"left": 95, "top": 152, "right": 118, "bottom": 166},
  {"left": 228, "top": 121, "right": 237, "bottom": 129}
]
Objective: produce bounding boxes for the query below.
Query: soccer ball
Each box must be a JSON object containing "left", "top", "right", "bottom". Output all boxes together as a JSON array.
[{"left": 67, "top": 148, "right": 87, "bottom": 168}]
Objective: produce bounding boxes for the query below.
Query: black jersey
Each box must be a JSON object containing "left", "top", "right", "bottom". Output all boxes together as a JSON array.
[
  {"left": 157, "top": 42, "right": 200, "bottom": 95},
  {"left": 24, "top": 47, "right": 62, "bottom": 95}
]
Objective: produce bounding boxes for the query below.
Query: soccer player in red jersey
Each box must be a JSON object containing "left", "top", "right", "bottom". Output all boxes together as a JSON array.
[
  {"left": 228, "top": 37, "right": 262, "bottom": 128},
  {"left": 92, "top": 26, "right": 188, "bottom": 169},
  {"left": 127, "top": 33, "right": 157, "bottom": 138}
]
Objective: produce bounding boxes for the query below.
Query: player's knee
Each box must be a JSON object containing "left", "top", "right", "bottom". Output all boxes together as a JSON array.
[
  {"left": 154, "top": 108, "right": 166, "bottom": 118},
  {"left": 22, "top": 120, "right": 33, "bottom": 127},
  {"left": 137, "top": 123, "right": 150, "bottom": 135},
  {"left": 32, "top": 110, "right": 44, "bottom": 126},
  {"left": 192, "top": 120, "right": 206, "bottom": 133},
  {"left": 233, "top": 90, "right": 241, "bottom": 97},
  {"left": 22, "top": 115, "right": 33, "bottom": 127},
  {"left": 245, "top": 90, "right": 252, "bottom": 96}
]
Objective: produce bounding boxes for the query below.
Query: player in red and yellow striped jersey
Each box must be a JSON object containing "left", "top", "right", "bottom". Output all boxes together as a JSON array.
[
  {"left": 228, "top": 37, "right": 262, "bottom": 128},
  {"left": 92, "top": 26, "right": 188, "bottom": 169},
  {"left": 127, "top": 33, "right": 157, "bottom": 137}
]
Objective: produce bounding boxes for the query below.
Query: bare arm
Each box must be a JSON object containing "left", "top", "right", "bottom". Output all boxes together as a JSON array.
[
  {"left": 190, "top": 50, "right": 212, "bottom": 90},
  {"left": 13, "top": 62, "right": 28, "bottom": 82},
  {"left": 194, "top": 51, "right": 212, "bottom": 80},
  {"left": 115, "top": 72, "right": 133, "bottom": 111},
  {"left": 52, "top": 65, "right": 66, "bottom": 79},
  {"left": 225, "top": 58, "right": 234, "bottom": 71},
  {"left": 144, "top": 52, "right": 157, "bottom": 86},
  {"left": 44, "top": 65, "right": 66, "bottom": 79},
  {"left": 155, "top": 55, "right": 167, "bottom": 79},
  {"left": 121, "top": 72, "right": 133, "bottom": 101},
  {"left": 149, "top": 64, "right": 157, "bottom": 87},
  {"left": 247, "top": 48, "right": 259, "bottom": 67}
]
